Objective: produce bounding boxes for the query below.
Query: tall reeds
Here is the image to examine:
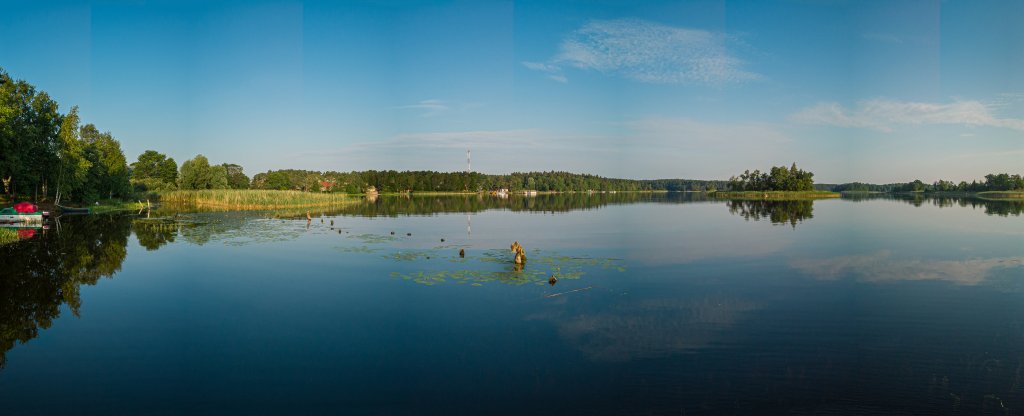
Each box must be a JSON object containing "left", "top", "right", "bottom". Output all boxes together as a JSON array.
[{"left": 159, "top": 190, "right": 352, "bottom": 209}]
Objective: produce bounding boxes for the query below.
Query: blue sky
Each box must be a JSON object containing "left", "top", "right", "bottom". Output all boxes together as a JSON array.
[{"left": 1, "top": 0, "right": 1021, "bottom": 183}]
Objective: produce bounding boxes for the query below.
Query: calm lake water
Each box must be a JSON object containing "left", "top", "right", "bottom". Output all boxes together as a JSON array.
[{"left": 1, "top": 193, "right": 1023, "bottom": 415}]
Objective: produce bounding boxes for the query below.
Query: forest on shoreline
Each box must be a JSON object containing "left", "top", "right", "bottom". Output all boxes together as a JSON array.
[{"left": 2, "top": 68, "right": 1022, "bottom": 204}]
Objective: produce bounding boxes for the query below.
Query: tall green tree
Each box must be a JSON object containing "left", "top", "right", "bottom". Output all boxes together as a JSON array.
[
  {"left": 82, "top": 124, "right": 131, "bottom": 200},
  {"left": 55, "top": 106, "right": 91, "bottom": 203},
  {"left": 131, "top": 150, "right": 166, "bottom": 180},
  {"left": 0, "top": 68, "right": 62, "bottom": 198},
  {"left": 178, "top": 154, "right": 214, "bottom": 190},
  {"left": 158, "top": 158, "right": 178, "bottom": 185},
  {"left": 209, "top": 164, "right": 229, "bottom": 189},
  {"left": 223, "top": 164, "right": 249, "bottom": 189}
]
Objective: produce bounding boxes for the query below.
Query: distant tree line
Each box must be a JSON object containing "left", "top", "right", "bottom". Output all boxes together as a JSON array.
[
  {"left": 1, "top": 68, "right": 131, "bottom": 203},
  {"left": 726, "top": 163, "right": 815, "bottom": 192},
  {"left": 828, "top": 173, "right": 1024, "bottom": 193},
  {"left": 247, "top": 169, "right": 728, "bottom": 193}
]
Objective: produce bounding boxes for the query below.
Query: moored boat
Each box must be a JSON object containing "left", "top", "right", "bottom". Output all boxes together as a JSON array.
[
  {"left": 0, "top": 202, "right": 49, "bottom": 223},
  {"left": 57, "top": 204, "right": 91, "bottom": 213},
  {"left": 0, "top": 208, "right": 44, "bottom": 223}
]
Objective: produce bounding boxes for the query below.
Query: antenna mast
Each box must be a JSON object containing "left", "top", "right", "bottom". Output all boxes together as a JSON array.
[{"left": 467, "top": 149, "right": 471, "bottom": 173}]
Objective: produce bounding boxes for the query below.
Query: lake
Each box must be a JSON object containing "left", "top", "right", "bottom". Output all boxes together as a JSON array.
[{"left": 1, "top": 193, "right": 1023, "bottom": 415}]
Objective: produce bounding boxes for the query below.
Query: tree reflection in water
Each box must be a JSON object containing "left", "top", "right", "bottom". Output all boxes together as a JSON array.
[
  {"left": 842, "top": 193, "right": 1024, "bottom": 216},
  {"left": 133, "top": 219, "right": 177, "bottom": 250},
  {"left": 726, "top": 199, "right": 815, "bottom": 228},
  {"left": 0, "top": 214, "right": 131, "bottom": 369}
]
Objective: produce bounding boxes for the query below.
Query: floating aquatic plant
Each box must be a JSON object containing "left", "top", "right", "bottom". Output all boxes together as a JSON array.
[{"left": 386, "top": 248, "right": 626, "bottom": 287}]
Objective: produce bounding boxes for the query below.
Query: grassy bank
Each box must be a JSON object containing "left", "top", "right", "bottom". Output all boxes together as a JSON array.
[
  {"left": 710, "top": 190, "right": 841, "bottom": 200},
  {"left": 159, "top": 189, "right": 353, "bottom": 209},
  {"left": 0, "top": 228, "right": 19, "bottom": 246}
]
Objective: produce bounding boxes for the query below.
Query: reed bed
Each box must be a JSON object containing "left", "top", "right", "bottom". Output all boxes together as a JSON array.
[{"left": 159, "top": 190, "right": 353, "bottom": 209}]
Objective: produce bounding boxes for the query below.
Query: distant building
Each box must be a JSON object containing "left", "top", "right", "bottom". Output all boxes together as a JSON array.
[{"left": 319, "top": 181, "right": 335, "bottom": 192}]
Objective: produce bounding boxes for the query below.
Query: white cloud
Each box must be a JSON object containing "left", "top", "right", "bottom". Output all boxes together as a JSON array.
[
  {"left": 790, "top": 99, "right": 1024, "bottom": 132},
  {"left": 524, "top": 19, "right": 759, "bottom": 85}
]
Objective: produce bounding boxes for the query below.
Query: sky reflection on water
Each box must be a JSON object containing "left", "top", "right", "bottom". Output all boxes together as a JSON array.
[{"left": 0, "top": 194, "right": 1022, "bottom": 415}]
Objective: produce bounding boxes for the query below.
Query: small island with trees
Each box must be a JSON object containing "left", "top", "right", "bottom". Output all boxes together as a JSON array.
[{"left": 715, "top": 163, "right": 840, "bottom": 199}]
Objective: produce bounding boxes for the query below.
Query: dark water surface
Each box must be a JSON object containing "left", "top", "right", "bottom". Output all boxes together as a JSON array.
[{"left": 1, "top": 193, "right": 1022, "bottom": 415}]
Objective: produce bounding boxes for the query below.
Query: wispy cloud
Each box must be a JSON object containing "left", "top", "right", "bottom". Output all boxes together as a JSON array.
[
  {"left": 521, "top": 61, "right": 568, "bottom": 83},
  {"left": 395, "top": 99, "right": 450, "bottom": 117},
  {"left": 790, "top": 99, "right": 1024, "bottom": 132},
  {"left": 523, "top": 19, "right": 759, "bottom": 85}
]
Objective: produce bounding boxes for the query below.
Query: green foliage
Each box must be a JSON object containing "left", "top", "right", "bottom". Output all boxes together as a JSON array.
[
  {"left": 159, "top": 157, "right": 178, "bottom": 185},
  {"left": 0, "top": 68, "right": 131, "bottom": 203},
  {"left": 250, "top": 169, "right": 728, "bottom": 194},
  {"left": 0, "top": 68, "right": 62, "bottom": 198},
  {"left": 727, "top": 163, "right": 814, "bottom": 191},
  {"left": 80, "top": 124, "right": 131, "bottom": 201},
  {"left": 178, "top": 154, "right": 214, "bottom": 190},
  {"left": 255, "top": 170, "right": 297, "bottom": 190},
  {"left": 172, "top": 155, "right": 247, "bottom": 190},
  {"left": 131, "top": 150, "right": 165, "bottom": 180},
  {"left": 831, "top": 173, "right": 1024, "bottom": 193},
  {"left": 56, "top": 106, "right": 92, "bottom": 201},
  {"left": 132, "top": 150, "right": 178, "bottom": 189},
  {"left": 132, "top": 177, "right": 177, "bottom": 193},
  {"left": 210, "top": 164, "right": 229, "bottom": 189},
  {"left": 223, "top": 164, "right": 249, "bottom": 189}
]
